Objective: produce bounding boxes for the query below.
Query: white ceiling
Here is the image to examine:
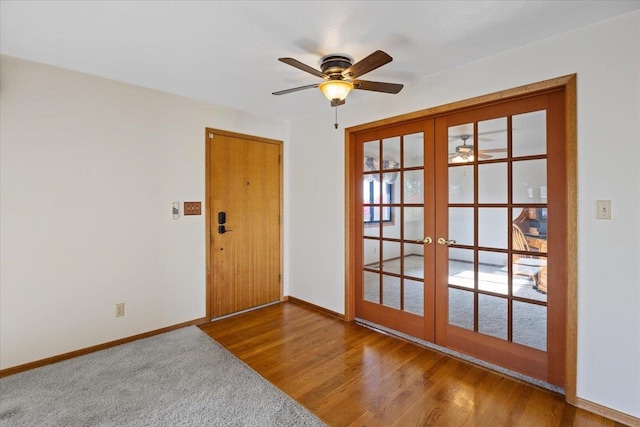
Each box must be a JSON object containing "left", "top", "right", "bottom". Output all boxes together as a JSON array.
[{"left": 2, "top": 1, "right": 639, "bottom": 122}]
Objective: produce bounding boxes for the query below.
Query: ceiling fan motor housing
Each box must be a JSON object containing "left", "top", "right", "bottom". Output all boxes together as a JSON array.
[{"left": 321, "top": 55, "right": 353, "bottom": 78}]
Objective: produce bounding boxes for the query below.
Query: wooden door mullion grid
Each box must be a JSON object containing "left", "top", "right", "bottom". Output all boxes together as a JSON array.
[
  {"left": 435, "top": 92, "right": 564, "bottom": 386},
  {"left": 357, "top": 122, "right": 432, "bottom": 340}
]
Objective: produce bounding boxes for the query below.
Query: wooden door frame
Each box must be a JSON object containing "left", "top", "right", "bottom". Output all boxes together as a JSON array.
[
  {"left": 344, "top": 75, "right": 577, "bottom": 403},
  {"left": 205, "top": 128, "right": 284, "bottom": 321}
]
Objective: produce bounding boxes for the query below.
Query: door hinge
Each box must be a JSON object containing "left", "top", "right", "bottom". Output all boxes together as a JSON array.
[
  {"left": 278, "top": 154, "right": 281, "bottom": 164},
  {"left": 278, "top": 274, "right": 282, "bottom": 283},
  {"left": 209, "top": 133, "right": 214, "bottom": 139}
]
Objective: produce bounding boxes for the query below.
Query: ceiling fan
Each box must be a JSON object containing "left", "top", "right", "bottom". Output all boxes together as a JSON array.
[
  {"left": 272, "top": 50, "right": 404, "bottom": 107},
  {"left": 449, "top": 134, "right": 507, "bottom": 163}
]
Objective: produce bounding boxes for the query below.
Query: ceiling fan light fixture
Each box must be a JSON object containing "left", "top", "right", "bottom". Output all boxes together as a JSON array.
[
  {"left": 451, "top": 153, "right": 474, "bottom": 163},
  {"left": 319, "top": 80, "right": 354, "bottom": 102}
]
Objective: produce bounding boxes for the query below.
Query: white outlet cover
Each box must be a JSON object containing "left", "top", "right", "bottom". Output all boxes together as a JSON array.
[{"left": 596, "top": 200, "right": 612, "bottom": 220}]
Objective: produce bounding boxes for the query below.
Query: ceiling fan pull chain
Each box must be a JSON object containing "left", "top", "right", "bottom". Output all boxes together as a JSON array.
[{"left": 334, "top": 105, "right": 339, "bottom": 129}]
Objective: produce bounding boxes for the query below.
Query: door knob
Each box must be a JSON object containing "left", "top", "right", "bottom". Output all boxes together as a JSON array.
[
  {"left": 437, "top": 237, "right": 456, "bottom": 246},
  {"left": 416, "top": 237, "right": 433, "bottom": 244}
]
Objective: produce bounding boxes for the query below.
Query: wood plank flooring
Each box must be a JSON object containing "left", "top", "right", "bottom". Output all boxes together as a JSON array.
[{"left": 200, "top": 302, "right": 623, "bottom": 427}]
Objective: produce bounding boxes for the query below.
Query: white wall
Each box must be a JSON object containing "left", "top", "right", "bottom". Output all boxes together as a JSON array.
[
  {"left": 287, "top": 11, "right": 640, "bottom": 418},
  {"left": 0, "top": 55, "right": 288, "bottom": 369}
]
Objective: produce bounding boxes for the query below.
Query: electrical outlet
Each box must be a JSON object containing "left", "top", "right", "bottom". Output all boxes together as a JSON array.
[
  {"left": 115, "top": 303, "right": 125, "bottom": 317},
  {"left": 596, "top": 200, "right": 612, "bottom": 220}
]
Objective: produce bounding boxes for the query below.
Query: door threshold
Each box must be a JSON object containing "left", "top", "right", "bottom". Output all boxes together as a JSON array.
[
  {"left": 210, "top": 301, "right": 280, "bottom": 322},
  {"left": 355, "top": 318, "right": 564, "bottom": 394}
]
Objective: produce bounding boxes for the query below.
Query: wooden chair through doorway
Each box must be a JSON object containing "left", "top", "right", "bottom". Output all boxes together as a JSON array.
[{"left": 512, "top": 223, "right": 547, "bottom": 292}]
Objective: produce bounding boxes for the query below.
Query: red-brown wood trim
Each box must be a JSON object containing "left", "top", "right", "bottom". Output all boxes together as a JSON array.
[
  {"left": 446, "top": 325, "right": 548, "bottom": 381},
  {"left": 346, "top": 75, "right": 575, "bottom": 134},
  {"left": 358, "top": 301, "right": 425, "bottom": 337},
  {"left": 345, "top": 129, "right": 356, "bottom": 321},
  {"left": 288, "top": 296, "right": 345, "bottom": 320},
  {"left": 546, "top": 90, "right": 568, "bottom": 387},
  {"left": 434, "top": 117, "right": 450, "bottom": 345},
  {"left": 423, "top": 119, "right": 437, "bottom": 343},
  {"left": 563, "top": 75, "right": 578, "bottom": 405},
  {"left": 0, "top": 317, "right": 208, "bottom": 378}
]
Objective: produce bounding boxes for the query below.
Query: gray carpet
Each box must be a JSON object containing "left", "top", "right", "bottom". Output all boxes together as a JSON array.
[{"left": 0, "top": 326, "right": 326, "bottom": 427}]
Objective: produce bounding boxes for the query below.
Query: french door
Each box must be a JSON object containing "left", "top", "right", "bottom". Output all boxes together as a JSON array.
[
  {"left": 351, "top": 90, "right": 567, "bottom": 386},
  {"left": 355, "top": 120, "right": 437, "bottom": 340}
]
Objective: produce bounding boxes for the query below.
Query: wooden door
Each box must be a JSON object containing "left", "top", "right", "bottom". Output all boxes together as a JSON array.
[
  {"left": 206, "top": 129, "right": 282, "bottom": 318},
  {"left": 354, "top": 120, "right": 436, "bottom": 340},
  {"left": 350, "top": 89, "right": 567, "bottom": 387},
  {"left": 433, "top": 92, "right": 566, "bottom": 386}
]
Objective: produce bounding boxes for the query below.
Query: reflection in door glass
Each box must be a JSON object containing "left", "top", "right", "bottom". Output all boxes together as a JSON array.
[
  {"left": 382, "top": 137, "right": 401, "bottom": 169},
  {"left": 478, "top": 163, "right": 507, "bottom": 204},
  {"left": 448, "top": 123, "right": 474, "bottom": 164},
  {"left": 478, "top": 251, "right": 508, "bottom": 295},
  {"left": 404, "top": 170, "right": 424, "bottom": 204},
  {"left": 513, "top": 301, "right": 547, "bottom": 351},
  {"left": 448, "top": 248, "right": 475, "bottom": 289},
  {"left": 449, "top": 208, "right": 474, "bottom": 246},
  {"left": 404, "top": 133, "right": 424, "bottom": 167},
  {"left": 478, "top": 208, "right": 508, "bottom": 249},
  {"left": 512, "top": 159, "right": 547, "bottom": 204},
  {"left": 513, "top": 111, "right": 547, "bottom": 157},
  {"left": 404, "top": 279, "right": 424, "bottom": 315},
  {"left": 363, "top": 207, "right": 380, "bottom": 237},
  {"left": 363, "top": 271, "right": 379, "bottom": 304},
  {"left": 383, "top": 207, "right": 401, "bottom": 239},
  {"left": 513, "top": 206, "right": 548, "bottom": 246},
  {"left": 449, "top": 165, "right": 474, "bottom": 204},
  {"left": 381, "top": 241, "right": 401, "bottom": 275},
  {"left": 363, "top": 140, "right": 380, "bottom": 170},
  {"left": 363, "top": 176, "right": 394, "bottom": 227},
  {"left": 478, "top": 294, "right": 507, "bottom": 340},
  {"left": 403, "top": 242, "right": 424, "bottom": 280},
  {"left": 363, "top": 239, "right": 380, "bottom": 270},
  {"left": 382, "top": 275, "right": 401, "bottom": 309},
  {"left": 403, "top": 207, "right": 424, "bottom": 242},
  {"left": 449, "top": 288, "right": 474, "bottom": 331},
  {"left": 478, "top": 117, "right": 508, "bottom": 160}
]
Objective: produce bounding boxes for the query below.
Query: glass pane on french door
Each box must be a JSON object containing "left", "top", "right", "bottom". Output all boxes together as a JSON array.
[
  {"left": 446, "top": 114, "right": 548, "bottom": 351},
  {"left": 363, "top": 132, "right": 425, "bottom": 316}
]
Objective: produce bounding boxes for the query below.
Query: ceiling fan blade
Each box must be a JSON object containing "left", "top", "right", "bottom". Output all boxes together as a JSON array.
[
  {"left": 477, "top": 153, "right": 493, "bottom": 160},
  {"left": 272, "top": 83, "right": 320, "bottom": 96},
  {"left": 278, "top": 58, "right": 324, "bottom": 78},
  {"left": 353, "top": 80, "right": 403, "bottom": 94},
  {"left": 449, "top": 129, "right": 507, "bottom": 141},
  {"left": 478, "top": 129, "right": 508, "bottom": 136},
  {"left": 478, "top": 148, "right": 508, "bottom": 153},
  {"left": 342, "top": 50, "right": 392, "bottom": 79},
  {"left": 448, "top": 134, "right": 472, "bottom": 141}
]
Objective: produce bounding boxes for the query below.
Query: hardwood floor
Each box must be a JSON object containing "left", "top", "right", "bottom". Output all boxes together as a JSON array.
[{"left": 200, "top": 302, "right": 623, "bottom": 427}]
